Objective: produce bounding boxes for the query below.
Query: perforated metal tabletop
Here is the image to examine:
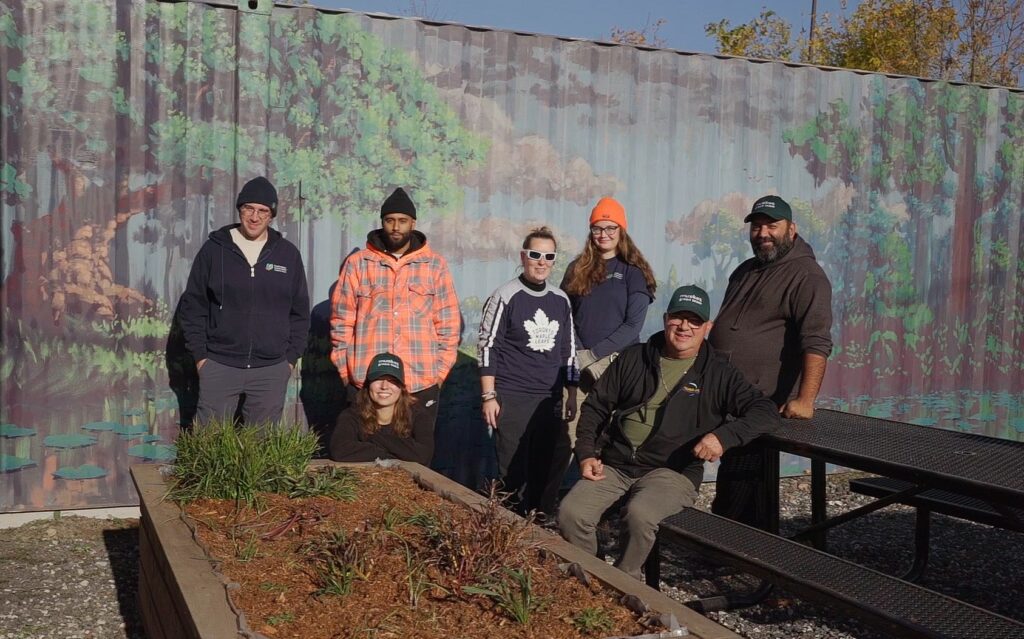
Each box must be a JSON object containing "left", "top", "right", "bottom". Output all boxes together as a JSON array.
[{"left": 766, "top": 409, "right": 1024, "bottom": 507}]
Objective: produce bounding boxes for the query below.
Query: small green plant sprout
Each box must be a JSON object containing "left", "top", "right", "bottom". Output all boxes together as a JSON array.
[
  {"left": 572, "top": 606, "right": 616, "bottom": 635},
  {"left": 462, "top": 567, "right": 548, "bottom": 625},
  {"left": 266, "top": 611, "right": 295, "bottom": 626},
  {"left": 234, "top": 533, "right": 260, "bottom": 562},
  {"left": 303, "top": 530, "right": 369, "bottom": 597}
]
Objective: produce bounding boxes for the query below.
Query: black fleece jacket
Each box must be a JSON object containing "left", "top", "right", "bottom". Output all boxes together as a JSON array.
[
  {"left": 329, "top": 405, "right": 434, "bottom": 466},
  {"left": 574, "top": 333, "right": 779, "bottom": 488},
  {"left": 179, "top": 224, "right": 310, "bottom": 368}
]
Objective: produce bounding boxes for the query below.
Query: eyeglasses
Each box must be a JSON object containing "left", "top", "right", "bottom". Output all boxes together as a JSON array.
[
  {"left": 590, "top": 225, "right": 620, "bottom": 237},
  {"left": 240, "top": 204, "right": 272, "bottom": 219},
  {"left": 666, "top": 315, "right": 706, "bottom": 328},
  {"left": 523, "top": 250, "right": 556, "bottom": 262}
]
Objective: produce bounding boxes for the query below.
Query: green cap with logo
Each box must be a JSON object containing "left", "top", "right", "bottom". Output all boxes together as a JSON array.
[
  {"left": 666, "top": 285, "right": 711, "bottom": 322},
  {"left": 364, "top": 352, "right": 405, "bottom": 386},
  {"left": 744, "top": 194, "right": 792, "bottom": 223}
]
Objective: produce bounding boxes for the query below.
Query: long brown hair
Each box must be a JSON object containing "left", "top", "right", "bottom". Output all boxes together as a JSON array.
[
  {"left": 355, "top": 383, "right": 416, "bottom": 438},
  {"left": 562, "top": 229, "right": 657, "bottom": 297}
]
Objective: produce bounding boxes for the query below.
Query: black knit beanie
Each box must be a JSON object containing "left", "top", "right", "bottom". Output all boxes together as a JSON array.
[
  {"left": 236, "top": 176, "right": 278, "bottom": 217},
  {"left": 380, "top": 187, "right": 416, "bottom": 219}
]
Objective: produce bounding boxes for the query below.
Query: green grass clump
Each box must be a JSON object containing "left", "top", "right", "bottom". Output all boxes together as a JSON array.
[
  {"left": 572, "top": 607, "right": 615, "bottom": 635},
  {"left": 167, "top": 419, "right": 354, "bottom": 507},
  {"left": 463, "top": 568, "right": 548, "bottom": 625}
]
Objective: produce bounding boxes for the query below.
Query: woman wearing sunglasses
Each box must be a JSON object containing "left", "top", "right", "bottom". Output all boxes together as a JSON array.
[
  {"left": 478, "top": 226, "right": 578, "bottom": 523},
  {"left": 329, "top": 352, "right": 433, "bottom": 465},
  {"left": 560, "top": 197, "right": 656, "bottom": 444}
]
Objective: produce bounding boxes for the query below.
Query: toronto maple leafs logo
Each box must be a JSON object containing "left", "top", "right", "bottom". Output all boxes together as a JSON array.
[{"left": 524, "top": 308, "right": 559, "bottom": 352}]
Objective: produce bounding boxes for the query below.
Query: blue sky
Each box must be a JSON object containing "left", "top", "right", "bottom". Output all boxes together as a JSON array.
[{"left": 310, "top": 0, "right": 852, "bottom": 55}]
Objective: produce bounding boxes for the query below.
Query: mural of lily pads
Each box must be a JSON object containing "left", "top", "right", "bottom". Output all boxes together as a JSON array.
[
  {"left": 114, "top": 424, "right": 150, "bottom": 438},
  {"left": 81, "top": 421, "right": 121, "bottom": 432},
  {"left": 1009, "top": 418, "right": 1024, "bottom": 433},
  {"left": 123, "top": 408, "right": 146, "bottom": 417},
  {"left": 0, "top": 423, "right": 37, "bottom": 438},
  {"left": 44, "top": 434, "right": 98, "bottom": 449},
  {"left": 128, "top": 444, "right": 176, "bottom": 461},
  {"left": 141, "top": 435, "right": 163, "bottom": 443},
  {"left": 54, "top": 465, "right": 108, "bottom": 480},
  {"left": 865, "top": 403, "right": 894, "bottom": 419},
  {"left": 908, "top": 417, "right": 938, "bottom": 427},
  {"left": 1, "top": 454, "right": 36, "bottom": 472}
]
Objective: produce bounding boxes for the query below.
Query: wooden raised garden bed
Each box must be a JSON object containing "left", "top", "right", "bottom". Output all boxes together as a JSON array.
[{"left": 132, "top": 462, "right": 740, "bottom": 639}]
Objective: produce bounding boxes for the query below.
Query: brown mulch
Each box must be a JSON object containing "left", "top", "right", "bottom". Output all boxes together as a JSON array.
[{"left": 183, "top": 467, "right": 651, "bottom": 639}]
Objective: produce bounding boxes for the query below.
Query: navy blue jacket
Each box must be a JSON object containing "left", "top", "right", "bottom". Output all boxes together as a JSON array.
[{"left": 179, "top": 224, "right": 310, "bottom": 368}]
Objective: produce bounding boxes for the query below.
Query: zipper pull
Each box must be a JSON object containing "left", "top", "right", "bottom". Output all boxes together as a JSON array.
[{"left": 250, "top": 266, "right": 255, "bottom": 278}]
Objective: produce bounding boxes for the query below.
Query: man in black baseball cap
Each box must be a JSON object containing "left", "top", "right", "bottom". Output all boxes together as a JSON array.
[{"left": 179, "top": 176, "right": 310, "bottom": 427}]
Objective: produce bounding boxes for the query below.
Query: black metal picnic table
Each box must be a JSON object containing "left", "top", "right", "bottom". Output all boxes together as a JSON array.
[
  {"left": 650, "top": 408, "right": 1024, "bottom": 638},
  {"left": 760, "top": 408, "right": 1024, "bottom": 550}
]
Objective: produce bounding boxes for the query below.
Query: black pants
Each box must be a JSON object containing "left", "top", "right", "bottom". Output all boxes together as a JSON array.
[
  {"left": 711, "top": 440, "right": 771, "bottom": 529},
  {"left": 493, "top": 391, "right": 571, "bottom": 517}
]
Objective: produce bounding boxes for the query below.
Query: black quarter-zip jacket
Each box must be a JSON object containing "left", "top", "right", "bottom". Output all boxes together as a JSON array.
[
  {"left": 574, "top": 332, "right": 779, "bottom": 488},
  {"left": 179, "top": 223, "right": 310, "bottom": 368}
]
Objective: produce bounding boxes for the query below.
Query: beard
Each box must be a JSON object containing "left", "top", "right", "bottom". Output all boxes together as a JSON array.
[
  {"left": 383, "top": 231, "right": 412, "bottom": 252},
  {"left": 752, "top": 233, "right": 795, "bottom": 264}
]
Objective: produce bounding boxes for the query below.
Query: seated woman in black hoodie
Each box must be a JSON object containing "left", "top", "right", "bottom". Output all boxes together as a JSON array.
[{"left": 328, "top": 352, "right": 433, "bottom": 466}]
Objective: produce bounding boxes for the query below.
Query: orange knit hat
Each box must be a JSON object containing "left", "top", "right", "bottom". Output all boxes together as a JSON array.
[{"left": 589, "top": 197, "right": 627, "bottom": 231}]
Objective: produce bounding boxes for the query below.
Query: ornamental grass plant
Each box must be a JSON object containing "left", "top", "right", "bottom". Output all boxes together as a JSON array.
[{"left": 167, "top": 418, "right": 355, "bottom": 507}]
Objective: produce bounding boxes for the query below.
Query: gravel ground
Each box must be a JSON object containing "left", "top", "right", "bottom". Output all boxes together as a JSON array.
[{"left": 1, "top": 473, "right": 1021, "bottom": 639}]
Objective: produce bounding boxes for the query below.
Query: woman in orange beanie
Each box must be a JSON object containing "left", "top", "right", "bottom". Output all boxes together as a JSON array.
[{"left": 560, "top": 197, "right": 657, "bottom": 444}]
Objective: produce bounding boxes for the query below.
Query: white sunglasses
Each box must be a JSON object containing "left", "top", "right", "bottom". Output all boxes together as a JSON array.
[{"left": 523, "top": 249, "right": 556, "bottom": 261}]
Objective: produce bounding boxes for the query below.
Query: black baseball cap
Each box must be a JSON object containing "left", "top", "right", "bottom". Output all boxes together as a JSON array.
[{"left": 364, "top": 352, "right": 405, "bottom": 386}]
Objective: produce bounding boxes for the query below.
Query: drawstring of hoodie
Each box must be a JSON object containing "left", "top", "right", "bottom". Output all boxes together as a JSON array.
[{"left": 219, "top": 244, "right": 225, "bottom": 309}]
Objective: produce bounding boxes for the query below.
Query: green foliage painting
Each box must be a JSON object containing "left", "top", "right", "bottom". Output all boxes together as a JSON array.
[{"left": 2, "top": 0, "right": 1023, "bottom": 512}]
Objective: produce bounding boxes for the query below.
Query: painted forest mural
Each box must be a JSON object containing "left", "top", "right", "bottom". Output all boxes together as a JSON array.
[{"left": 2, "top": 0, "right": 1023, "bottom": 511}]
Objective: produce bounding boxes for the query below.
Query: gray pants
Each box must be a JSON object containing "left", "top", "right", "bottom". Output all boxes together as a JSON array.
[
  {"left": 558, "top": 465, "right": 698, "bottom": 580},
  {"left": 196, "top": 359, "right": 292, "bottom": 427}
]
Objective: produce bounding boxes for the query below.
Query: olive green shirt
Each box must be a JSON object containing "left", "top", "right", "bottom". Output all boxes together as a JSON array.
[{"left": 620, "top": 355, "right": 696, "bottom": 449}]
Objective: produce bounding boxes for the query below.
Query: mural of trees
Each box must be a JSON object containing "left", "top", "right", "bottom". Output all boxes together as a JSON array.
[
  {"left": 782, "top": 79, "right": 1024, "bottom": 397},
  {"left": 2, "top": 0, "right": 1023, "bottom": 511}
]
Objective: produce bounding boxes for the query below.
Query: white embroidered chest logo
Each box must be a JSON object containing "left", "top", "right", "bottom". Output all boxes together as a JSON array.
[{"left": 524, "top": 308, "right": 559, "bottom": 352}]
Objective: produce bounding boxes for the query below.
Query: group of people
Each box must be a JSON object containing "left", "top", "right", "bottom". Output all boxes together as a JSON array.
[{"left": 179, "top": 176, "right": 833, "bottom": 581}]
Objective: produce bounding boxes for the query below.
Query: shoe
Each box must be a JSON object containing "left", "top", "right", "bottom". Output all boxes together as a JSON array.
[{"left": 533, "top": 512, "right": 559, "bottom": 531}]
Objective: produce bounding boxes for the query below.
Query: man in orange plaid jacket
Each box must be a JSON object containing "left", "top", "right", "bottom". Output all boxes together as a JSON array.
[{"left": 329, "top": 188, "right": 460, "bottom": 434}]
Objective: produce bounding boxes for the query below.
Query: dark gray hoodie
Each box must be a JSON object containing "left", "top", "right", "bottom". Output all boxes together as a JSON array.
[{"left": 708, "top": 235, "right": 833, "bottom": 406}]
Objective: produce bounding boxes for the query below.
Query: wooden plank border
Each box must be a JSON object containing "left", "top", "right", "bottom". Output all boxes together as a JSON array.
[{"left": 133, "top": 461, "right": 741, "bottom": 639}]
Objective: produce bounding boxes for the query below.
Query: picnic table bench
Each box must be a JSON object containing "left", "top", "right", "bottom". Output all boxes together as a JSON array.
[{"left": 647, "top": 409, "right": 1024, "bottom": 639}]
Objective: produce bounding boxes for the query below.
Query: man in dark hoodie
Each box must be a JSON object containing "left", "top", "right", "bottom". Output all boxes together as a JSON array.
[
  {"left": 329, "top": 188, "right": 460, "bottom": 431},
  {"left": 179, "top": 176, "right": 310, "bottom": 426},
  {"left": 558, "top": 285, "right": 778, "bottom": 580},
  {"left": 709, "top": 194, "right": 833, "bottom": 528}
]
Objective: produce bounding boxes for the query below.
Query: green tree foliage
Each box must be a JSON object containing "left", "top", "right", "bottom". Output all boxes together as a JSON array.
[
  {"left": 704, "top": 9, "right": 794, "bottom": 60},
  {"left": 706, "top": 0, "right": 1024, "bottom": 87}
]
